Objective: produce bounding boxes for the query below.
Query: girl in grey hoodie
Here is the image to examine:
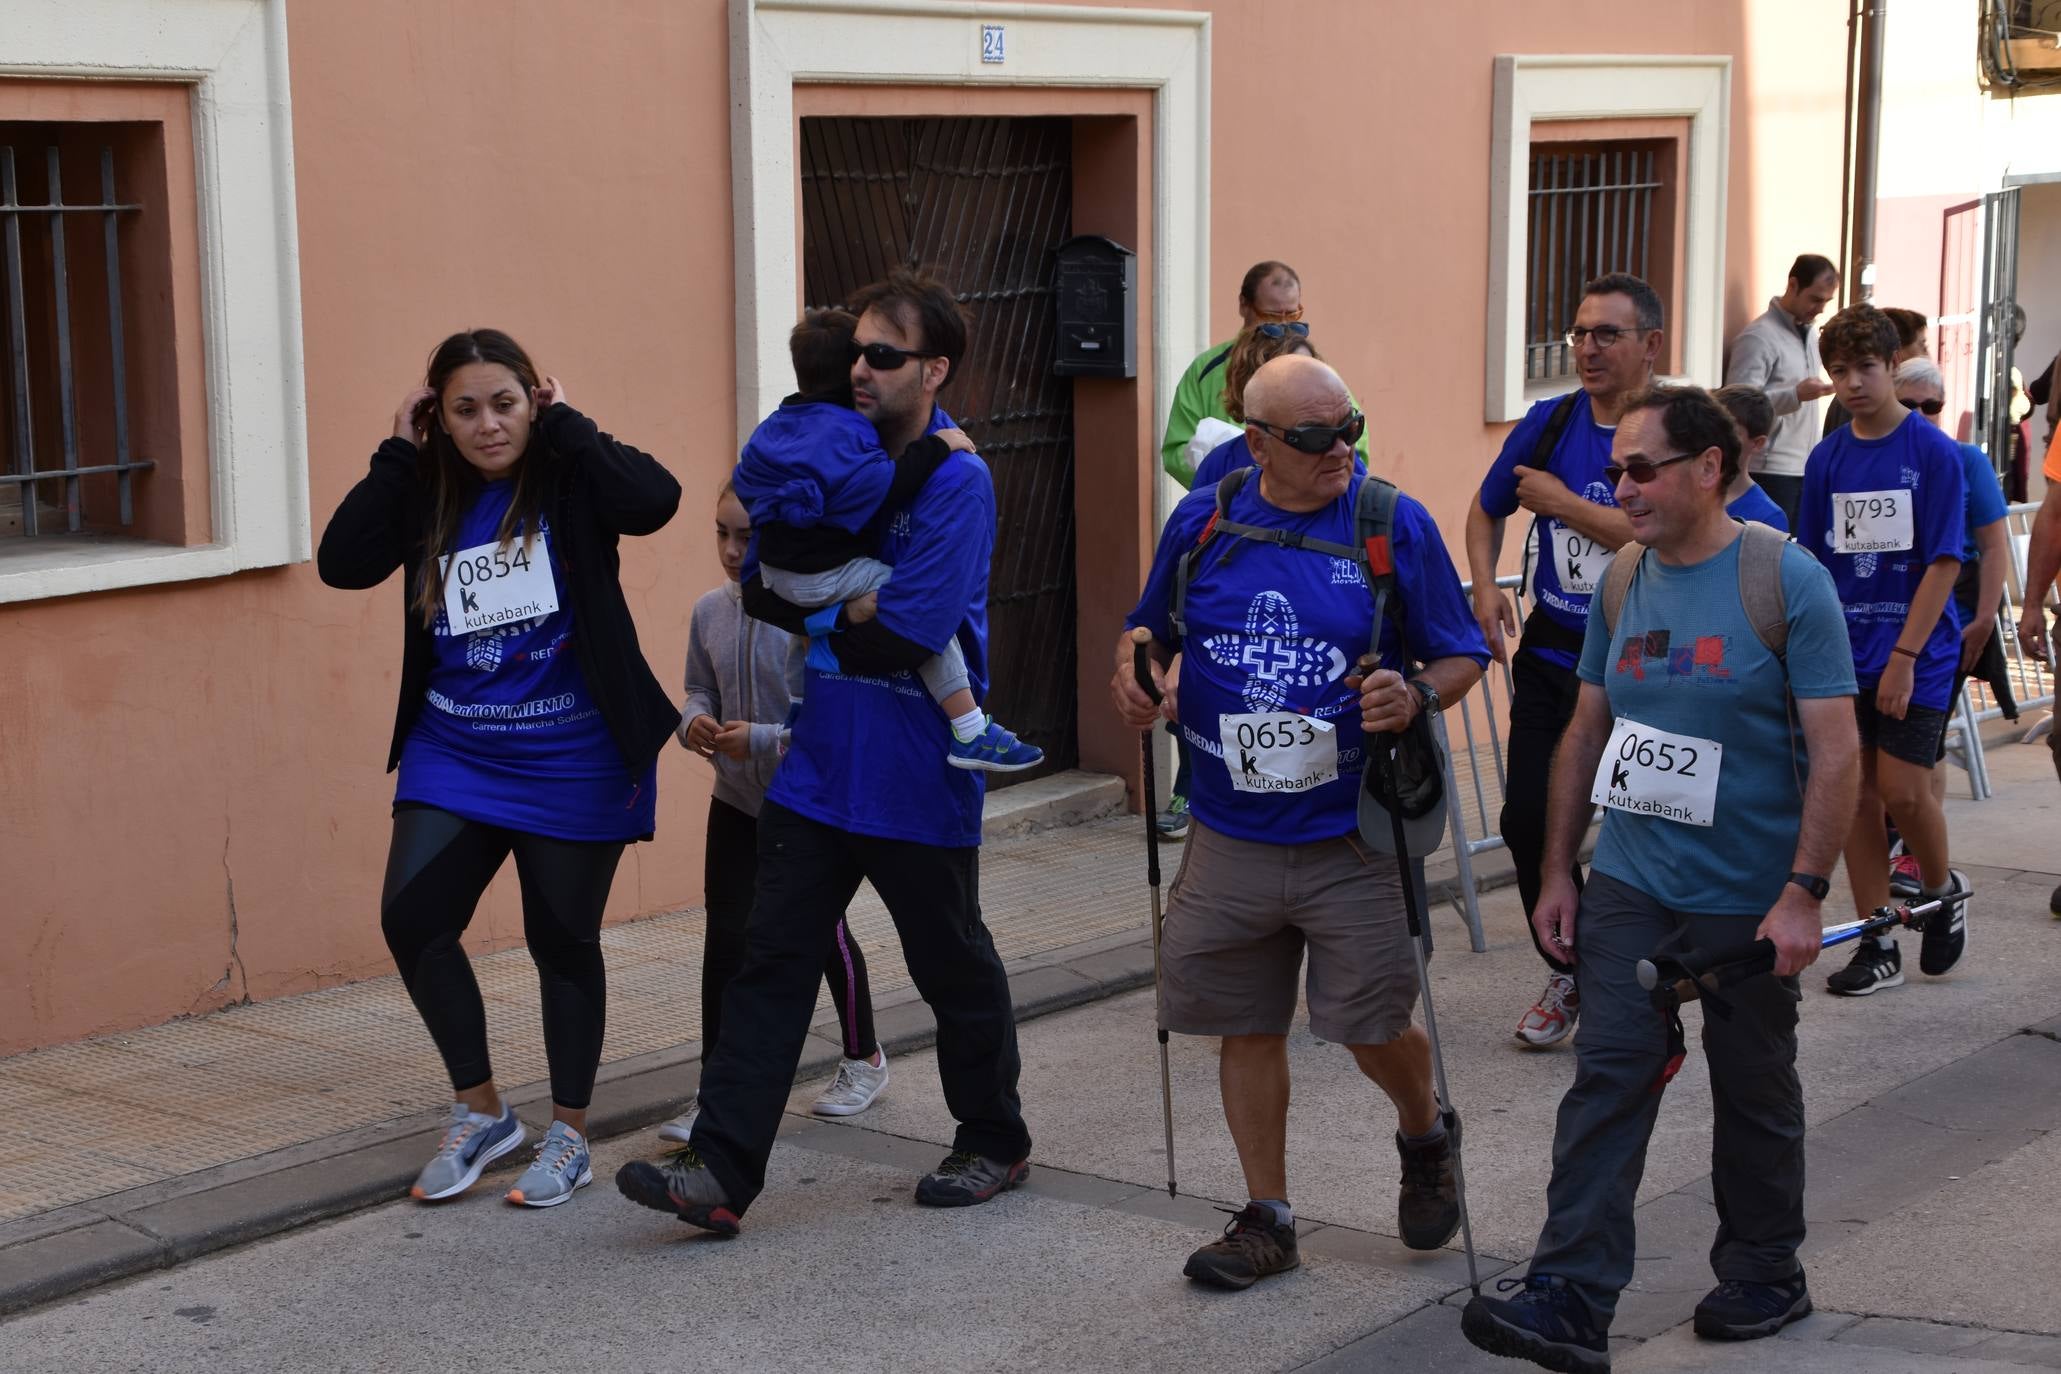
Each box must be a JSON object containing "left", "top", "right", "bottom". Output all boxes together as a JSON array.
[{"left": 656, "top": 481, "right": 887, "bottom": 1143}]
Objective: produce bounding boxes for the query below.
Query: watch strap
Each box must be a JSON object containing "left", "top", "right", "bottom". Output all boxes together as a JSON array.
[{"left": 1786, "top": 871, "right": 1830, "bottom": 900}]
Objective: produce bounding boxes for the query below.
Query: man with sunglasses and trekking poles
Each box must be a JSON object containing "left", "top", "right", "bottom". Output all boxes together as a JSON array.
[
  {"left": 1461, "top": 384, "right": 1860, "bottom": 1373},
  {"left": 1112, "top": 354, "right": 1488, "bottom": 1291},
  {"left": 1466, "top": 273, "right": 1658, "bottom": 1050}
]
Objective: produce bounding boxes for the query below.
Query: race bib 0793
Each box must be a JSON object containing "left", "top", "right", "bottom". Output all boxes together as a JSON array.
[
  {"left": 441, "top": 531, "right": 558, "bottom": 633},
  {"left": 1218, "top": 711, "right": 1338, "bottom": 794},
  {"left": 1590, "top": 716, "right": 1722, "bottom": 828},
  {"left": 1831, "top": 489, "right": 1914, "bottom": 555},
  {"left": 1551, "top": 524, "right": 1617, "bottom": 597}
]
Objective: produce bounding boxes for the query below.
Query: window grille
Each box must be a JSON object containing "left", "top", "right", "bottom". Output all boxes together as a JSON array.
[
  {"left": 0, "top": 139, "right": 149, "bottom": 538},
  {"left": 1524, "top": 142, "right": 1664, "bottom": 383}
]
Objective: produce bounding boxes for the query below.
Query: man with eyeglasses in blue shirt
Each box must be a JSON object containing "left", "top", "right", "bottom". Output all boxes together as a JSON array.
[{"left": 1465, "top": 273, "right": 1655, "bottom": 1050}]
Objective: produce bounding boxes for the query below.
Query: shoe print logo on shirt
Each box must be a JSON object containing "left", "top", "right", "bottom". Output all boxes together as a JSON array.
[{"left": 1199, "top": 590, "right": 1350, "bottom": 711}]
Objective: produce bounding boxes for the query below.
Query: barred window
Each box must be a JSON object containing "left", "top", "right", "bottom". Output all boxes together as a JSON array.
[
  {"left": 0, "top": 127, "right": 152, "bottom": 539},
  {"left": 1524, "top": 139, "right": 1675, "bottom": 383}
]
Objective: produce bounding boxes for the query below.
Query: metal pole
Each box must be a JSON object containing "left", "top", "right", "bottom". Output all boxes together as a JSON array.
[
  {"left": 1130, "top": 629, "right": 1178, "bottom": 1199},
  {"left": 1852, "top": 1, "right": 1887, "bottom": 301}
]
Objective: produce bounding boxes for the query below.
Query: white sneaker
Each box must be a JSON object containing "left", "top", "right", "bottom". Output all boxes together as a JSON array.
[
  {"left": 1515, "top": 971, "right": 1580, "bottom": 1047},
  {"left": 656, "top": 1098, "right": 699, "bottom": 1144},
  {"left": 811, "top": 1050, "right": 890, "bottom": 1116}
]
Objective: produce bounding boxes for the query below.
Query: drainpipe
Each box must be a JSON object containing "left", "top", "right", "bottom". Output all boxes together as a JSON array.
[{"left": 1850, "top": 0, "right": 1887, "bottom": 302}]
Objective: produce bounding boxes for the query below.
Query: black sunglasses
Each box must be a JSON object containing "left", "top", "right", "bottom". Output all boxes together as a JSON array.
[
  {"left": 1248, "top": 410, "right": 1366, "bottom": 455},
  {"left": 853, "top": 340, "right": 944, "bottom": 371},
  {"left": 1899, "top": 396, "right": 1945, "bottom": 416},
  {"left": 1256, "top": 321, "right": 1311, "bottom": 340},
  {"left": 1602, "top": 452, "right": 1699, "bottom": 485}
]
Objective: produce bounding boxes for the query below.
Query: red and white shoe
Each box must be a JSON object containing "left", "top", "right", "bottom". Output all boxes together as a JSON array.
[
  {"left": 1887, "top": 842, "right": 1923, "bottom": 901},
  {"left": 1516, "top": 971, "right": 1580, "bottom": 1047}
]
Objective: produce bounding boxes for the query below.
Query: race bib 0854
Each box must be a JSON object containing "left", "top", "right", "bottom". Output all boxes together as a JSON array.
[
  {"left": 1590, "top": 716, "right": 1722, "bottom": 828},
  {"left": 441, "top": 531, "right": 558, "bottom": 633}
]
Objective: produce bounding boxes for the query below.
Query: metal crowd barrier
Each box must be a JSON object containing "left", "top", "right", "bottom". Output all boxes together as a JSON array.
[
  {"left": 1948, "top": 500, "right": 2058, "bottom": 800},
  {"left": 1434, "top": 573, "right": 1525, "bottom": 955}
]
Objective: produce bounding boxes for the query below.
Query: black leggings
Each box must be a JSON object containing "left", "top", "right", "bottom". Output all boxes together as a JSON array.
[
  {"left": 704, "top": 796, "right": 876, "bottom": 1063},
  {"left": 1501, "top": 646, "right": 1585, "bottom": 976},
  {"left": 381, "top": 805, "right": 624, "bottom": 1110}
]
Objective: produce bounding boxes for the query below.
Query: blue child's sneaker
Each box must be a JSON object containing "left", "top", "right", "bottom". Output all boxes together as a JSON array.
[{"left": 947, "top": 717, "right": 1044, "bottom": 773}]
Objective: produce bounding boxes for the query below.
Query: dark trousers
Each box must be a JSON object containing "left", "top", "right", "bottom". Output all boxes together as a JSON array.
[
  {"left": 1757, "top": 472, "right": 1805, "bottom": 531},
  {"left": 702, "top": 796, "right": 876, "bottom": 1064},
  {"left": 1528, "top": 873, "right": 1805, "bottom": 1326},
  {"left": 380, "top": 805, "right": 624, "bottom": 1110},
  {"left": 1501, "top": 647, "right": 1583, "bottom": 974},
  {"left": 692, "top": 801, "right": 1030, "bottom": 1212}
]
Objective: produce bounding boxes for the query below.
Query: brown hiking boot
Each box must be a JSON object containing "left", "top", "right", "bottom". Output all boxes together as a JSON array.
[
  {"left": 1182, "top": 1204, "right": 1300, "bottom": 1290},
  {"left": 1396, "top": 1108, "right": 1462, "bottom": 1250}
]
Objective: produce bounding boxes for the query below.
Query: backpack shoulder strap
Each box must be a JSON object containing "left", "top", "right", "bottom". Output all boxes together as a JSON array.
[
  {"left": 1532, "top": 390, "right": 1583, "bottom": 468},
  {"left": 1170, "top": 467, "right": 1256, "bottom": 638},
  {"left": 1354, "top": 474, "right": 1404, "bottom": 657},
  {"left": 1736, "top": 521, "right": 1790, "bottom": 659},
  {"left": 1600, "top": 542, "right": 1648, "bottom": 638}
]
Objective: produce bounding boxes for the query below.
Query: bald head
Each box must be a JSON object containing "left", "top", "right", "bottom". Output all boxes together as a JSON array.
[{"left": 1243, "top": 354, "right": 1347, "bottom": 427}]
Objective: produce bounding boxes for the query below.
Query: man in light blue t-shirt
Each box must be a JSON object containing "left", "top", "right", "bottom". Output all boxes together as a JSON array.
[{"left": 1463, "top": 385, "right": 1859, "bottom": 1370}]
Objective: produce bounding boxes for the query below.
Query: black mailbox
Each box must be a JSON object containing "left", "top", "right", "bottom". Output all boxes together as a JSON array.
[{"left": 1052, "top": 235, "right": 1136, "bottom": 379}]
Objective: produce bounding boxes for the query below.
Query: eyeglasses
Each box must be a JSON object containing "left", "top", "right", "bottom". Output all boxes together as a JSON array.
[
  {"left": 853, "top": 340, "right": 944, "bottom": 371},
  {"left": 1256, "top": 321, "right": 1311, "bottom": 340},
  {"left": 1898, "top": 396, "right": 1945, "bottom": 416},
  {"left": 1248, "top": 410, "right": 1366, "bottom": 455},
  {"left": 1602, "top": 452, "right": 1699, "bottom": 485},
  {"left": 1252, "top": 305, "right": 1305, "bottom": 324},
  {"left": 1565, "top": 325, "right": 1647, "bottom": 349}
]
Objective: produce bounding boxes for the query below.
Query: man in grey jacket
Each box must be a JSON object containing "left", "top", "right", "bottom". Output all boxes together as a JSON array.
[{"left": 1723, "top": 254, "right": 1840, "bottom": 527}]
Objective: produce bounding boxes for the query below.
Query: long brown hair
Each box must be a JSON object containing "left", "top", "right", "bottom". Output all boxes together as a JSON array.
[
  {"left": 1221, "top": 328, "right": 1322, "bottom": 424},
  {"left": 411, "top": 329, "right": 548, "bottom": 626}
]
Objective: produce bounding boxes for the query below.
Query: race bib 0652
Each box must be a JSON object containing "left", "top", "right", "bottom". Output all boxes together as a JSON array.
[
  {"left": 1551, "top": 524, "right": 1617, "bottom": 597},
  {"left": 1831, "top": 489, "right": 1914, "bottom": 555},
  {"left": 1590, "top": 716, "right": 1722, "bottom": 828},
  {"left": 441, "top": 531, "right": 558, "bottom": 633},
  {"left": 1218, "top": 711, "right": 1338, "bottom": 794}
]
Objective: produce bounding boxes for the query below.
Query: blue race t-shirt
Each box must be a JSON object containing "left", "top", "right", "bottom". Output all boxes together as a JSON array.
[
  {"left": 733, "top": 400, "right": 891, "bottom": 534},
  {"left": 1478, "top": 391, "right": 1621, "bottom": 668},
  {"left": 1579, "top": 537, "right": 1857, "bottom": 914},
  {"left": 1127, "top": 473, "right": 1489, "bottom": 846},
  {"left": 1798, "top": 411, "right": 1966, "bottom": 710},
  {"left": 766, "top": 406, "right": 991, "bottom": 847},
  {"left": 1726, "top": 481, "right": 1790, "bottom": 533},
  {"left": 1193, "top": 432, "right": 1367, "bottom": 491},
  {"left": 1955, "top": 441, "right": 2008, "bottom": 561},
  {"left": 397, "top": 481, "right": 657, "bottom": 841}
]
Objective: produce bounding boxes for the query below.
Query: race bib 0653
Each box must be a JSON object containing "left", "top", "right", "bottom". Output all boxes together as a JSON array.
[
  {"left": 441, "top": 531, "right": 558, "bottom": 633},
  {"left": 1831, "top": 489, "right": 1914, "bottom": 555},
  {"left": 1590, "top": 716, "right": 1721, "bottom": 828},
  {"left": 1218, "top": 711, "right": 1338, "bottom": 794},
  {"left": 1551, "top": 524, "right": 1616, "bottom": 597}
]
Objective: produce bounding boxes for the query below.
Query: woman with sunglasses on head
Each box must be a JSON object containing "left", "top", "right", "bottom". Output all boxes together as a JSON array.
[
  {"left": 730, "top": 307, "right": 1042, "bottom": 772},
  {"left": 318, "top": 328, "right": 681, "bottom": 1209}
]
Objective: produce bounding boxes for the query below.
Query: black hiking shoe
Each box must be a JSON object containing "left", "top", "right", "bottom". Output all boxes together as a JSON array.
[
  {"left": 1692, "top": 1273, "right": 1812, "bottom": 1340},
  {"left": 913, "top": 1149, "right": 1028, "bottom": 1207},
  {"left": 1396, "top": 1108, "right": 1462, "bottom": 1250},
  {"left": 1181, "top": 1204, "right": 1300, "bottom": 1291},
  {"left": 614, "top": 1145, "right": 742, "bottom": 1236},
  {"left": 1460, "top": 1273, "right": 1611, "bottom": 1373}
]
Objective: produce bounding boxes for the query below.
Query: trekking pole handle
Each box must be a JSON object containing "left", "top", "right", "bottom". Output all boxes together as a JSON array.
[
  {"left": 1131, "top": 628, "right": 1162, "bottom": 705},
  {"left": 1636, "top": 937, "right": 1775, "bottom": 997}
]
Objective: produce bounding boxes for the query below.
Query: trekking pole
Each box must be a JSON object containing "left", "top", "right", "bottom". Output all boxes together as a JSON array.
[
  {"left": 1131, "top": 628, "right": 1178, "bottom": 1198},
  {"left": 1376, "top": 724, "right": 1481, "bottom": 1297},
  {"left": 1636, "top": 889, "right": 1973, "bottom": 1004}
]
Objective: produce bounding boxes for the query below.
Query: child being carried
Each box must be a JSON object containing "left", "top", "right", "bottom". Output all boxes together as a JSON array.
[{"left": 731, "top": 307, "right": 1043, "bottom": 774}]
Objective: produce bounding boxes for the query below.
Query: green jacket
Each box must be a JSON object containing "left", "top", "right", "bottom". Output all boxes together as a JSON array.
[{"left": 1159, "top": 337, "right": 1372, "bottom": 488}]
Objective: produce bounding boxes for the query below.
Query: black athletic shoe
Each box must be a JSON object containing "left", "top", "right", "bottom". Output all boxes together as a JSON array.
[
  {"left": 614, "top": 1145, "right": 742, "bottom": 1236},
  {"left": 1826, "top": 937, "right": 1902, "bottom": 996},
  {"left": 1918, "top": 871, "right": 1971, "bottom": 976},
  {"left": 1461, "top": 1273, "right": 1611, "bottom": 1373},
  {"left": 1182, "top": 1204, "right": 1300, "bottom": 1290},
  {"left": 913, "top": 1149, "right": 1028, "bottom": 1207},
  {"left": 1692, "top": 1273, "right": 1812, "bottom": 1340},
  {"left": 1396, "top": 1108, "right": 1462, "bottom": 1250}
]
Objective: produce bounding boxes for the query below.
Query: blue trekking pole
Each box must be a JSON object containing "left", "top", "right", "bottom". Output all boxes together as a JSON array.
[{"left": 1131, "top": 628, "right": 1179, "bottom": 1198}]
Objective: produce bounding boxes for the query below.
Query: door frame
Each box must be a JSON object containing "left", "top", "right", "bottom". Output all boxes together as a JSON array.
[{"left": 726, "top": 0, "right": 1209, "bottom": 453}]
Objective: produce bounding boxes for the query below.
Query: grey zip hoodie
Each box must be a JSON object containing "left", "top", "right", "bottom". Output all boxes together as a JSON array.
[{"left": 682, "top": 580, "right": 792, "bottom": 818}]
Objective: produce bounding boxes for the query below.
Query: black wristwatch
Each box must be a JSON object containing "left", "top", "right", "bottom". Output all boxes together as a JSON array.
[
  {"left": 1786, "top": 871, "right": 1831, "bottom": 901},
  {"left": 1408, "top": 678, "right": 1442, "bottom": 718}
]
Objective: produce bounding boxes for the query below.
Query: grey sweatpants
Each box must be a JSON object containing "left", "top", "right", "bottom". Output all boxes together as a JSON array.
[
  {"left": 1527, "top": 871, "right": 1805, "bottom": 1328},
  {"left": 761, "top": 557, "right": 971, "bottom": 706}
]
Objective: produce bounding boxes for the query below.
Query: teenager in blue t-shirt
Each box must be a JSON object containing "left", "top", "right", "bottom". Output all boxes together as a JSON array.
[
  {"left": 1464, "top": 273, "right": 1654, "bottom": 1048},
  {"left": 1798, "top": 306, "right": 1971, "bottom": 996},
  {"left": 319, "top": 330, "right": 681, "bottom": 1210},
  {"left": 1712, "top": 384, "right": 1793, "bottom": 533}
]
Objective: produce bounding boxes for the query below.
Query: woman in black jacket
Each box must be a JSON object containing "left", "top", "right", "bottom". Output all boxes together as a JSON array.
[{"left": 319, "top": 328, "right": 679, "bottom": 1210}]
